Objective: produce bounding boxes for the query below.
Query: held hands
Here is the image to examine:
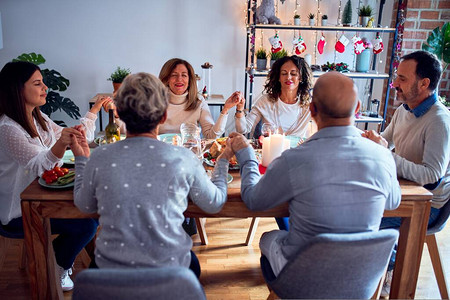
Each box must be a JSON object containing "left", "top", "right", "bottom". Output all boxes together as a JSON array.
[
  {"left": 222, "top": 91, "right": 243, "bottom": 115},
  {"left": 70, "top": 127, "right": 90, "bottom": 158},
  {"left": 89, "top": 95, "right": 111, "bottom": 115},
  {"left": 361, "top": 130, "right": 388, "bottom": 148}
]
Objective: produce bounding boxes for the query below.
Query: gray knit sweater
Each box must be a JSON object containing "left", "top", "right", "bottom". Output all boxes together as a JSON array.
[{"left": 74, "top": 137, "right": 228, "bottom": 268}]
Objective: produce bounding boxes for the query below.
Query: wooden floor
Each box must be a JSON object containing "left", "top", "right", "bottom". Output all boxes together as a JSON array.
[{"left": 1, "top": 217, "right": 449, "bottom": 299}]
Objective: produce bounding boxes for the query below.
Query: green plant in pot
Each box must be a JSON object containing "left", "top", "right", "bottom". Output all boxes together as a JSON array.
[
  {"left": 12, "top": 52, "right": 80, "bottom": 126},
  {"left": 308, "top": 13, "right": 315, "bottom": 26},
  {"left": 358, "top": 5, "right": 373, "bottom": 27},
  {"left": 270, "top": 49, "right": 288, "bottom": 68},
  {"left": 422, "top": 22, "right": 450, "bottom": 72},
  {"left": 108, "top": 67, "right": 131, "bottom": 92},
  {"left": 256, "top": 48, "right": 268, "bottom": 71},
  {"left": 321, "top": 14, "right": 328, "bottom": 26}
]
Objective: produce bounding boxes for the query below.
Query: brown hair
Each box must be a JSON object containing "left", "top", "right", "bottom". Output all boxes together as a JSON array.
[
  {"left": 264, "top": 55, "right": 313, "bottom": 107},
  {"left": 158, "top": 58, "right": 200, "bottom": 111},
  {"left": 0, "top": 61, "right": 48, "bottom": 137}
]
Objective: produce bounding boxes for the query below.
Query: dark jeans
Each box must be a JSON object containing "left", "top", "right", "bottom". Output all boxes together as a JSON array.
[
  {"left": 380, "top": 207, "right": 441, "bottom": 271},
  {"left": 275, "top": 217, "right": 289, "bottom": 231},
  {"left": 5, "top": 217, "right": 98, "bottom": 270},
  {"left": 189, "top": 250, "right": 201, "bottom": 278}
]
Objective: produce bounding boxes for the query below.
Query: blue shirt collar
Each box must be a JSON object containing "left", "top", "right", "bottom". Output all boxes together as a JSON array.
[{"left": 402, "top": 93, "right": 437, "bottom": 118}]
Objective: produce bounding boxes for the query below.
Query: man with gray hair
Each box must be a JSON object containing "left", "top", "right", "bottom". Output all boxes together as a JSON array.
[{"left": 227, "top": 71, "right": 401, "bottom": 276}]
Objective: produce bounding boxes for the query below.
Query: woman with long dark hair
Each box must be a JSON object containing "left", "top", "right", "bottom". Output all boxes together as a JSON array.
[{"left": 0, "top": 61, "right": 106, "bottom": 291}]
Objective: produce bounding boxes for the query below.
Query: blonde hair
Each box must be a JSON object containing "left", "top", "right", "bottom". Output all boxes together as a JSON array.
[
  {"left": 115, "top": 72, "right": 168, "bottom": 134},
  {"left": 158, "top": 58, "right": 200, "bottom": 111}
]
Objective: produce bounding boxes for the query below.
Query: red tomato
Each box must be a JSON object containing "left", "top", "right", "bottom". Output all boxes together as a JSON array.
[
  {"left": 45, "top": 177, "right": 54, "bottom": 184},
  {"left": 61, "top": 168, "right": 69, "bottom": 175},
  {"left": 54, "top": 169, "right": 65, "bottom": 177}
]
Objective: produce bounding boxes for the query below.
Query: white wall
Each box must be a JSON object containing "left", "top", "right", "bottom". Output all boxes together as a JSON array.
[{"left": 0, "top": 0, "right": 393, "bottom": 131}]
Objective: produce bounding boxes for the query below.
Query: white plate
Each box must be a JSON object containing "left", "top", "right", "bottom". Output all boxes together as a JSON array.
[
  {"left": 158, "top": 133, "right": 181, "bottom": 145},
  {"left": 38, "top": 177, "right": 74, "bottom": 189},
  {"left": 94, "top": 134, "right": 127, "bottom": 146},
  {"left": 227, "top": 174, "right": 233, "bottom": 184}
]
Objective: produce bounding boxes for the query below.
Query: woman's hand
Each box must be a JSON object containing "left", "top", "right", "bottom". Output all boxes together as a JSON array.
[
  {"left": 89, "top": 95, "right": 110, "bottom": 115},
  {"left": 70, "top": 127, "right": 90, "bottom": 158},
  {"left": 221, "top": 91, "right": 242, "bottom": 115},
  {"left": 102, "top": 97, "right": 119, "bottom": 118},
  {"left": 234, "top": 93, "right": 246, "bottom": 118},
  {"left": 51, "top": 127, "right": 84, "bottom": 158},
  {"left": 362, "top": 130, "right": 388, "bottom": 148}
]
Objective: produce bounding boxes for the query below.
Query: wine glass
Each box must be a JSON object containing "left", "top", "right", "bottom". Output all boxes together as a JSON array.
[{"left": 258, "top": 123, "right": 276, "bottom": 147}]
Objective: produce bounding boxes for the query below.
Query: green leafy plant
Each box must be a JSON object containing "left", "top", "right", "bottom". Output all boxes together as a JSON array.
[
  {"left": 358, "top": 5, "right": 373, "bottom": 17},
  {"left": 108, "top": 67, "right": 131, "bottom": 83},
  {"left": 322, "top": 15, "right": 328, "bottom": 20},
  {"left": 271, "top": 49, "right": 288, "bottom": 60},
  {"left": 439, "top": 95, "right": 450, "bottom": 107},
  {"left": 308, "top": 13, "right": 315, "bottom": 20},
  {"left": 256, "top": 48, "right": 268, "bottom": 59},
  {"left": 342, "top": 0, "right": 352, "bottom": 25},
  {"left": 294, "top": 14, "right": 300, "bottom": 19},
  {"left": 12, "top": 53, "right": 80, "bottom": 126},
  {"left": 422, "top": 22, "right": 450, "bottom": 72}
]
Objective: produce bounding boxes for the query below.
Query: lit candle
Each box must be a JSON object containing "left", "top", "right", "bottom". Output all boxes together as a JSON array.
[
  {"left": 261, "top": 137, "right": 271, "bottom": 167},
  {"left": 269, "top": 133, "right": 285, "bottom": 162}
]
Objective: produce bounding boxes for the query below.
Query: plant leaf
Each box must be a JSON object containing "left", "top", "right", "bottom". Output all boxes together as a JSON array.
[
  {"left": 12, "top": 53, "right": 46, "bottom": 65},
  {"left": 53, "top": 120, "right": 67, "bottom": 127},
  {"left": 59, "top": 97, "right": 81, "bottom": 120},
  {"left": 41, "top": 69, "right": 70, "bottom": 91},
  {"left": 443, "top": 23, "right": 450, "bottom": 64},
  {"left": 40, "top": 91, "right": 61, "bottom": 116}
]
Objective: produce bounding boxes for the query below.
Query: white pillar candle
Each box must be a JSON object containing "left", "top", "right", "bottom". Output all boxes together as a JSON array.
[
  {"left": 283, "top": 138, "right": 290, "bottom": 151},
  {"left": 261, "top": 137, "right": 272, "bottom": 167},
  {"left": 268, "top": 133, "right": 285, "bottom": 164}
]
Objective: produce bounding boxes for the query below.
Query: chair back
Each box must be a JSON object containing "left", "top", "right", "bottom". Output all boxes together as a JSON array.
[
  {"left": 427, "top": 200, "right": 450, "bottom": 235},
  {"left": 72, "top": 267, "right": 206, "bottom": 300},
  {"left": 261, "top": 229, "right": 398, "bottom": 299},
  {"left": 0, "top": 223, "right": 24, "bottom": 239}
]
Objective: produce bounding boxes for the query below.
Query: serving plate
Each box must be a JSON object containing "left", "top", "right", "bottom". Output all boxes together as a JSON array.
[
  {"left": 38, "top": 177, "right": 75, "bottom": 189},
  {"left": 94, "top": 134, "right": 127, "bottom": 146}
]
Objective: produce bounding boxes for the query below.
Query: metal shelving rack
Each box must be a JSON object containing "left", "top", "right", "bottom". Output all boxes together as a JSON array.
[{"left": 243, "top": 0, "right": 402, "bottom": 130}]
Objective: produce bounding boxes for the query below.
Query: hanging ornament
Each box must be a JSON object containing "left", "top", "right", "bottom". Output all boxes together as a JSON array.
[
  {"left": 373, "top": 33, "right": 384, "bottom": 54},
  {"left": 292, "top": 36, "right": 307, "bottom": 55},
  {"left": 317, "top": 34, "right": 326, "bottom": 54},
  {"left": 269, "top": 34, "right": 283, "bottom": 53},
  {"left": 335, "top": 34, "right": 349, "bottom": 53},
  {"left": 352, "top": 34, "right": 365, "bottom": 55}
]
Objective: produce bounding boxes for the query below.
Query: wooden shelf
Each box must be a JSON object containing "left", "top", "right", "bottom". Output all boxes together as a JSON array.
[
  {"left": 250, "top": 24, "right": 396, "bottom": 33},
  {"left": 252, "top": 70, "right": 390, "bottom": 79}
]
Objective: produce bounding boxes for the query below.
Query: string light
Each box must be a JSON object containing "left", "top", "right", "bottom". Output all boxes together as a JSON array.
[
  {"left": 334, "top": 0, "right": 342, "bottom": 64},
  {"left": 314, "top": 0, "right": 320, "bottom": 65}
]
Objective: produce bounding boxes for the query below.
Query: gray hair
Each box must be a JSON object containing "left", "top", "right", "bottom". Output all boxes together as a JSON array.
[{"left": 115, "top": 72, "right": 168, "bottom": 134}]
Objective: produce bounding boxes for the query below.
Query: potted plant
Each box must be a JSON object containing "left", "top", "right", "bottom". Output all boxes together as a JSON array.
[
  {"left": 342, "top": 0, "right": 352, "bottom": 26},
  {"left": 308, "top": 13, "right": 315, "bottom": 26},
  {"left": 270, "top": 49, "right": 288, "bottom": 68},
  {"left": 321, "top": 15, "right": 328, "bottom": 26},
  {"left": 256, "top": 48, "right": 268, "bottom": 71},
  {"left": 13, "top": 53, "right": 80, "bottom": 126},
  {"left": 422, "top": 22, "right": 450, "bottom": 72},
  {"left": 294, "top": 14, "right": 301, "bottom": 26},
  {"left": 108, "top": 67, "right": 131, "bottom": 92},
  {"left": 358, "top": 5, "right": 373, "bottom": 27}
]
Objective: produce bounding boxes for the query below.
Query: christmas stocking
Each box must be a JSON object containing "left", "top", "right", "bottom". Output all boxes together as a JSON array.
[
  {"left": 373, "top": 34, "right": 384, "bottom": 54},
  {"left": 317, "top": 34, "right": 326, "bottom": 54},
  {"left": 269, "top": 34, "right": 283, "bottom": 53},
  {"left": 293, "top": 37, "right": 307, "bottom": 55},
  {"left": 335, "top": 34, "right": 349, "bottom": 53},
  {"left": 352, "top": 35, "right": 365, "bottom": 54}
]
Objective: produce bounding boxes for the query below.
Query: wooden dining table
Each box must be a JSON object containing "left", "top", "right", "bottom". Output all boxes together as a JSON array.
[{"left": 21, "top": 171, "right": 432, "bottom": 300}]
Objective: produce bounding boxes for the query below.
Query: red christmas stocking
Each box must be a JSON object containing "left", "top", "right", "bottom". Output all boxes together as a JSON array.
[
  {"left": 269, "top": 34, "right": 283, "bottom": 53},
  {"left": 293, "top": 37, "right": 307, "bottom": 55},
  {"left": 352, "top": 35, "right": 365, "bottom": 54},
  {"left": 335, "top": 34, "right": 349, "bottom": 53},
  {"left": 317, "top": 34, "right": 326, "bottom": 54},
  {"left": 373, "top": 34, "right": 384, "bottom": 54}
]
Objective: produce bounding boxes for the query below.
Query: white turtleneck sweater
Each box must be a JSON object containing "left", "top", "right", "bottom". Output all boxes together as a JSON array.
[{"left": 159, "top": 91, "right": 228, "bottom": 139}]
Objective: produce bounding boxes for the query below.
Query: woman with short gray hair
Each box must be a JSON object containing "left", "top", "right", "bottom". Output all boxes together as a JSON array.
[{"left": 72, "top": 72, "right": 231, "bottom": 278}]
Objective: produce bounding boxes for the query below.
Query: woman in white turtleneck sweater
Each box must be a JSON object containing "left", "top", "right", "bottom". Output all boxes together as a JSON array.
[{"left": 158, "top": 58, "right": 241, "bottom": 139}]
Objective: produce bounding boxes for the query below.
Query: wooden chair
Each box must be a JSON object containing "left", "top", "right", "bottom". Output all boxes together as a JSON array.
[
  {"left": 423, "top": 200, "right": 450, "bottom": 299},
  {"left": 73, "top": 267, "right": 206, "bottom": 300},
  {"left": 260, "top": 229, "right": 398, "bottom": 299},
  {"left": 0, "top": 223, "right": 26, "bottom": 270}
]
